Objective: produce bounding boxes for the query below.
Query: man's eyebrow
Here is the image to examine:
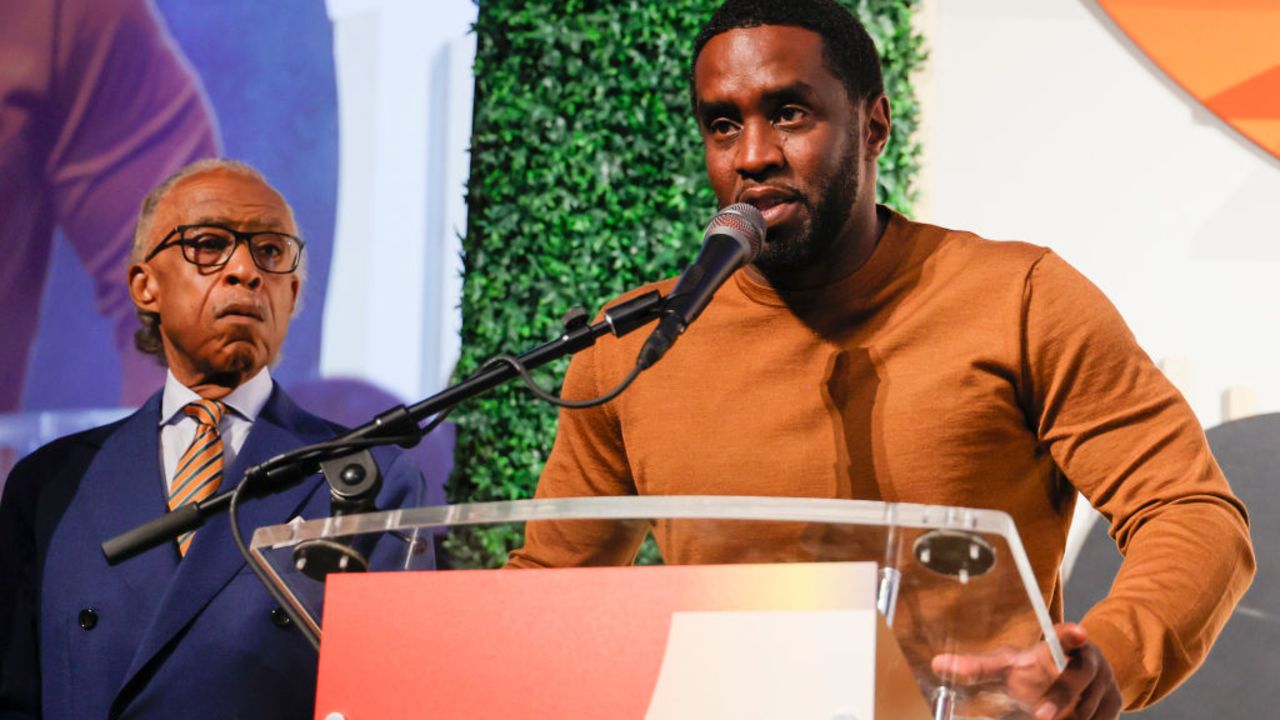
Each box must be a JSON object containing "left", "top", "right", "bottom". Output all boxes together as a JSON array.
[
  {"left": 696, "top": 81, "right": 822, "bottom": 119},
  {"left": 759, "top": 82, "right": 820, "bottom": 105},
  {"left": 189, "top": 216, "right": 287, "bottom": 230},
  {"left": 696, "top": 99, "right": 737, "bottom": 122}
]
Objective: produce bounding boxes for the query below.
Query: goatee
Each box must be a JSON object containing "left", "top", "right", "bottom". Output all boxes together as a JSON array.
[{"left": 754, "top": 140, "right": 861, "bottom": 279}]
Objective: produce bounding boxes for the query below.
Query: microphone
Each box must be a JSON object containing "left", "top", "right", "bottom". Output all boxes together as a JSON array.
[{"left": 636, "top": 203, "right": 766, "bottom": 370}]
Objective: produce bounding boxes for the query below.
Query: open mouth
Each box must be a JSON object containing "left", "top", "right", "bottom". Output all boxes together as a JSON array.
[
  {"left": 739, "top": 188, "right": 802, "bottom": 229},
  {"left": 750, "top": 197, "right": 800, "bottom": 228}
]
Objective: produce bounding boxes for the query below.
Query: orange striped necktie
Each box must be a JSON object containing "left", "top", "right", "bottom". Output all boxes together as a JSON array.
[{"left": 169, "top": 398, "right": 228, "bottom": 556}]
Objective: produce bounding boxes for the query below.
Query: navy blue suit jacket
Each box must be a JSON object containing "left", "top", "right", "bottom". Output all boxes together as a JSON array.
[{"left": 0, "top": 386, "right": 426, "bottom": 719}]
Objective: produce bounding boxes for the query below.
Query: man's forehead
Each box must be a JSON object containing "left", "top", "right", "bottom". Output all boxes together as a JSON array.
[
  {"left": 158, "top": 170, "right": 293, "bottom": 230},
  {"left": 694, "top": 25, "right": 836, "bottom": 101},
  {"left": 187, "top": 214, "right": 289, "bottom": 230}
]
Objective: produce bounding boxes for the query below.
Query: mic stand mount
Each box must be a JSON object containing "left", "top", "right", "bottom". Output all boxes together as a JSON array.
[{"left": 289, "top": 449, "right": 385, "bottom": 581}]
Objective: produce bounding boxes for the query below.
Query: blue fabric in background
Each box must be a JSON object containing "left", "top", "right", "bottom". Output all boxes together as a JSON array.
[
  {"left": 23, "top": 232, "right": 119, "bottom": 408},
  {"left": 23, "top": 0, "right": 338, "bottom": 409}
]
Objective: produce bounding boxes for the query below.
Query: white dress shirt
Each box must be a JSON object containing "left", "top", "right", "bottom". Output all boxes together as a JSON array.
[{"left": 158, "top": 367, "right": 273, "bottom": 491}]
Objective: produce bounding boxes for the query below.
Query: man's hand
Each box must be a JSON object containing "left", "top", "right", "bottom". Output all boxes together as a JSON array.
[{"left": 931, "top": 623, "right": 1122, "bottom": 719}]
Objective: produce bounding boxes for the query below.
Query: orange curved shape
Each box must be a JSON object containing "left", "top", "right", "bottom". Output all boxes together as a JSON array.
[{"left": 1099, "top": 0, "right": 1280, "bottom": 159}]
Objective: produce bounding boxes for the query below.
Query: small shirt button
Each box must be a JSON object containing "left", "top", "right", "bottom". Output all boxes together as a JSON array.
[
  {"left": 78, "top": 608, "right": 98, "bottom": 630},
  {"left": 270, "top": 606, "right": 292, "bottom": 628}
]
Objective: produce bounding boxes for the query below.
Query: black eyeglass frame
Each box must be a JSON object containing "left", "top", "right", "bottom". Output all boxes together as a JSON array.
[{"left": 145, "top": 224, "right": 306, "bottom": 274}]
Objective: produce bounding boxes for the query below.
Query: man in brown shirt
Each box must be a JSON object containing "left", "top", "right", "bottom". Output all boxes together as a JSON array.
[{"left": 508, "top": 1, "right": 1254, "bottom": 717}]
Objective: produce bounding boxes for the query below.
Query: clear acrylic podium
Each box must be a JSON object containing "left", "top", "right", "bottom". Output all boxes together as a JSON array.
[{"left": 250, "top": 496, "right": 1064, "bottom": 719}]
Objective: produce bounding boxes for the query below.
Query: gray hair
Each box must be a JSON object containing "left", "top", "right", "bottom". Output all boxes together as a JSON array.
[{"left": 131, "top": 158, "right": 306, "bottom": 362}]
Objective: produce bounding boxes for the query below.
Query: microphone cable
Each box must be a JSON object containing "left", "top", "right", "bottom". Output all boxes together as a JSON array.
[{"left": 480, "top": 353, "right": 642, "bottom": 409}]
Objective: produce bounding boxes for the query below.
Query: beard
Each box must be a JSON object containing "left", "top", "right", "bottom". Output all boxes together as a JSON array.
[{"left": 753, "top": 135, "right": 862, "bottom": 279}]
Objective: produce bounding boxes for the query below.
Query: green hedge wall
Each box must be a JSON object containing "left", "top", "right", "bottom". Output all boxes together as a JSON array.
[{"left": 446, "top": 0, "right": 926, "bottom": 568}]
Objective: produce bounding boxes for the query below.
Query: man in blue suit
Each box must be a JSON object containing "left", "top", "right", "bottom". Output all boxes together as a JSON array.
[{"left": 0, "top": 159, "right": 425, "bottom": 719}]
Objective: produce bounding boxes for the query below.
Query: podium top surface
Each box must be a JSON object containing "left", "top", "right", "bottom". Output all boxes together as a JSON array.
[{"left": 252, "top": 494, "right": 1023, "bottom": 545}]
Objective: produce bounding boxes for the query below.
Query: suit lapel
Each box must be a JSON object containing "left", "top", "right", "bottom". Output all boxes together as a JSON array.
[
  {"left": 119, "top": 385, "right": 331, "bottom": 694},
  {"left": 81, "top": 394, "right": 179, "bottom": 604}
]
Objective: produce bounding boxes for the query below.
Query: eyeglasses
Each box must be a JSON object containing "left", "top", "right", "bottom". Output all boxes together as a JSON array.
[{"left": 146, "top": 224, "right": 305, "bottom": 274}]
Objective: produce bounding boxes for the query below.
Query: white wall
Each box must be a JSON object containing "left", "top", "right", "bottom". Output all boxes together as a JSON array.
[
  {"left": 321, "top": 0, "right": 476, "bottom": 403},
  {"left": 920, "top": 0, "right": 1280, "bottom": 430}
]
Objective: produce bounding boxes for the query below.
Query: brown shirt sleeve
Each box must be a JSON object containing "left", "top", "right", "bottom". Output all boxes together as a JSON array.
[
  {"left": 506, "top": 337, "right": 648, "bottom": 568},
  {"left": 1021, "top": 252, "right": 1254, "bottom": 709}
]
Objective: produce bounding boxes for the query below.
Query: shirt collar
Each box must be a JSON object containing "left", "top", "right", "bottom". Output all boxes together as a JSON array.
[{"left": 159, "top": 367, "right": 274, "bottom": 426}]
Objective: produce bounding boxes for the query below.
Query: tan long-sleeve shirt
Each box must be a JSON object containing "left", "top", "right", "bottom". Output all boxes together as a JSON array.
[{"left": 510, "top": 209, "right": 1254, "bottom": 710}]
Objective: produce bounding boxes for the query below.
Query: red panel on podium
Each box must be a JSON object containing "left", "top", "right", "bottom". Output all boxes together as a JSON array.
[{"left": 314, "top": 563, "right": 874, "bottom": 719}]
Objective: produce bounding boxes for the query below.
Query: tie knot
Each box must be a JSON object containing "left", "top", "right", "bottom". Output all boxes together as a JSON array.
[{"left": 182, "top": 399, "right": 228, "bottom": 427}]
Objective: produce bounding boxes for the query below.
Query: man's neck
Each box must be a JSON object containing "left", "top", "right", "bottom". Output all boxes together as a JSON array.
[
  {"left": 186, "top": 377, "right": 247, "bottom": 400},
  {"left": 161, "top": 366, "right": 273, "bottom": 426},
  {"left": 170, "top": 366, "right": 265, "bottom": 400}
]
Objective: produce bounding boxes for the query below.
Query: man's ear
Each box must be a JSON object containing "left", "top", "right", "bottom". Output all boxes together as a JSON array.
[
  {"left": 864, "top": 94, "right": 892, "bottom": 161},
  {"left": 287, "top": 275, "right": 300, "bottom": 316},
  {"left": 129, "top": 262, "right": 160, "bottom": 314}
]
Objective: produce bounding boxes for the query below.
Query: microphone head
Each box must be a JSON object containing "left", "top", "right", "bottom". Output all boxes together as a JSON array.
[{"left": 706, "top": 203, "right": 766, "bottom": 263}]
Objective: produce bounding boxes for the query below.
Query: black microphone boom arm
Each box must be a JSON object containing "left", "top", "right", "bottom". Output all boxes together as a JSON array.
[{"left": 101, "top": 290, "right": 665, "bottom": 565}]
